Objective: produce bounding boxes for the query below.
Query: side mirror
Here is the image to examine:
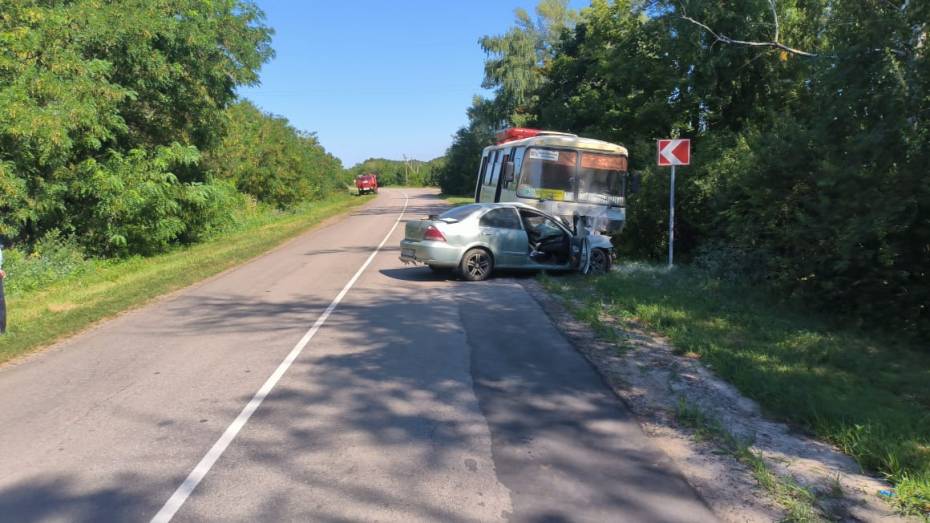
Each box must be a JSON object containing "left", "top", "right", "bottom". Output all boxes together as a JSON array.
[
  {"left": 628, "top": 172, "right": 641, "bottom": 194},
  {"left": 503, "top": 161, "right": 515, "bottom": 184}
]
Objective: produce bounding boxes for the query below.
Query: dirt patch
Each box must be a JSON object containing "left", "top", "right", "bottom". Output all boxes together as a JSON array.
[
  {"left": 521, "top": 278, "right": 914, "bottom": 523},
  {"left": 46, "top": 302, "right": 77, "bottom": 313}
]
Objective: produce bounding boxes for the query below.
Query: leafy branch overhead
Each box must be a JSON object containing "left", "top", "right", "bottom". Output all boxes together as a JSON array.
[
  {"left": 678, "top": 0, "right": 915, "bottom": 59},
  {"left": 679, "top": 0, "right": 818, "bottom": 57}
]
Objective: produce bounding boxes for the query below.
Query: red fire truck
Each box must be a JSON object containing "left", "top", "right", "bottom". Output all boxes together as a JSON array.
[{"left": 355, "top": 173, "right": 378, "bottom": 195}]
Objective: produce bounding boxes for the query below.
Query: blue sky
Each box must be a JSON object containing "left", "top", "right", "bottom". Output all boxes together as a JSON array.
[{"left": 237, "top": 0, "right": 585, "bottom": 168}]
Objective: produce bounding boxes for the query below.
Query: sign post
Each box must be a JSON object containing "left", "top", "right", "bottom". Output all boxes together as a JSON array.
[
  {"left": 0, "top": 241, "right": 6, "bottom": 334},
  {"left": 669, "top": 164, "right": 676, "bottom": 267},
  {"left": 657, "top": 139, "right": 690, "bottom": 268}
]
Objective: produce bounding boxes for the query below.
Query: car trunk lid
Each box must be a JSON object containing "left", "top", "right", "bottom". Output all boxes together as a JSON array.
[{"left": 405, "top": 220, "right": 435, "bottom": 241}]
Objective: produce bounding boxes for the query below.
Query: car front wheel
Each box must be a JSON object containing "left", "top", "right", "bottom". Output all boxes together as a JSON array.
[
  {"left": 459, "top": 248, "right": 494, "bottom": 281},
  {"left": 587, "top": 248, "right": 611, "bottom": 274}
]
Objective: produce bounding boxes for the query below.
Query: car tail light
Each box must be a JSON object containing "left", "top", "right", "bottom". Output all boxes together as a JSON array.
[{"left": 424, "top": 225, "right": 446, "bottom": 242}]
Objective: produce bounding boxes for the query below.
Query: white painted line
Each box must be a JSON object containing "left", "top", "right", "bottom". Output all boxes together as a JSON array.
[{"left": 151, "top": 194, "right": 410, "bottom": 523}]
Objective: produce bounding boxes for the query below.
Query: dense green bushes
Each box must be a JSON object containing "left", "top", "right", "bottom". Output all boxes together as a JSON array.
[
  {"left": 0, "top": 232, "right": 92, "bottom": 296},
  {"left": 0, "top": 0, "right": 345, "bottom": 258},
  {"left": 206, "top": 101, "right": 345, "bottom": 207},
  {"left": 442, "top": 0, "right": 930, "bottom": 340}
]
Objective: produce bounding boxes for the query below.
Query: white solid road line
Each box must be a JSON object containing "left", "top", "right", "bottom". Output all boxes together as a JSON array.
[{"left": 151, "top": 194, "right": 410, "bottom": 523}]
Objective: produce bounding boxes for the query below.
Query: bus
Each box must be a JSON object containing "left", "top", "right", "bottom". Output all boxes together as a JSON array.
[{"left": 474, "top": 128, "right": 630, "bottom": 236}]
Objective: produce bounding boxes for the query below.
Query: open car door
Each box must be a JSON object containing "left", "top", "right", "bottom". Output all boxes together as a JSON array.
[{"left": 571, "top": 234, "right": 591, "bottom": 273}]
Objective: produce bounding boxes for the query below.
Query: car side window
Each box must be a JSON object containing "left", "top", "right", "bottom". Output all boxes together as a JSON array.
[{"left": 479, "top": 208, "right": 522, "bottom": 230}]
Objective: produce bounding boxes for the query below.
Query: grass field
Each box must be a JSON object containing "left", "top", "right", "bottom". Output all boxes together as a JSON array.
[
  {"left": 542, "top": 263, "right": 930, "bottom": 518},
  {"left": 0, "top": 193, "right": 372, "bottom": 365}
]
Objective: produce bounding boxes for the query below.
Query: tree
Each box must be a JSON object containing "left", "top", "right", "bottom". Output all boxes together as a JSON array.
[
  {"left": 0, "top": 0, "right": 275, "bottom": 255},
  {"left": 479, "top": 0, "right": 578, "bottom": 126},
  {"left": 206, "top": 101, "right": 343, "bottom": 208}
]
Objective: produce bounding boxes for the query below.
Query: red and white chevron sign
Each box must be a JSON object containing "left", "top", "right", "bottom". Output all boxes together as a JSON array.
[{"left": 657, "top": 139, "right": 690, "bottom": 166}]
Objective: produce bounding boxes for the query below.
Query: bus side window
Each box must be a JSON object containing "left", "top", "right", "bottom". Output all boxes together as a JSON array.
[
  {"left": 477, "top": 154, "right": 490, "bottom": 185},
  {"left": 492, "top": 148, "right": 511, "bottom": 202},
  {"left": 483, "top": 150, "right": 498, "bottom": 186},
  {"left": 474, "top": 153, "right": 490, "bottom": 201},
  {"left": 507, "top": 147, "right": 526, "bottom": 190},
  {"left": 490, "top": 149, "right": 507, "bottom": 186}
]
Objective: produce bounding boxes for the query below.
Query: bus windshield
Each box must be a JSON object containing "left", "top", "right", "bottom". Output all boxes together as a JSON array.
[
  {"left": 516, "top": 148, "right": 578, "bottom": 202},
  {"left": 516, "top": 148, "right": 628, "bottom": 205},
  {"left": 577, "top": 152, "right": 627, "bottom": 205}
]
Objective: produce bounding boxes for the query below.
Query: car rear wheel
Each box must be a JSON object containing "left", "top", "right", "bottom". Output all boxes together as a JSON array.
[
  {"left": 459, "top": 248, "right": 493, "bottom": 281},
  {"left": 586, "top": 248, "right": 611, "bottom": 274}
]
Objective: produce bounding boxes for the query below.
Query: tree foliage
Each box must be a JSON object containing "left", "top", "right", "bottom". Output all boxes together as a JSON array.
[
  {"left": 206, "top": 101, "right": 343, "bottom": 208},
  {"left": 436, "top": 2, "right": 576, "bottom": 195},
  {"left": 0, "top": 0, "right": 344, "bottom": 257}
]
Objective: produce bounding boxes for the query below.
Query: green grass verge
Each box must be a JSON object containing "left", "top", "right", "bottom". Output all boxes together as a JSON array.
[
  {"left": 438, "top": 194, "right": 475, "bottom": 206},
  {"left": 0, "top": 193, "right": 372, "bottom": 365},
  {"left": 541, "top": 263, "right": 930, "bottom": 518}
]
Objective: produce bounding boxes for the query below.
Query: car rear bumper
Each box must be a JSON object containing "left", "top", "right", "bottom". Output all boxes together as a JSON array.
[{"left": 399, "top": 239, "right": 462, "bottom": 267}]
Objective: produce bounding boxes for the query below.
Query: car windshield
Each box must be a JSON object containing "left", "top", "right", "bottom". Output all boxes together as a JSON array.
[
  {"left": 516, "top": 148, "right": 577, "bottom": 202},
  {"left": 577, "top": 153, "right": 627, "bottom": 205},
  {"left": 439, "top": 204, "right": 480, "bottom": 222}
]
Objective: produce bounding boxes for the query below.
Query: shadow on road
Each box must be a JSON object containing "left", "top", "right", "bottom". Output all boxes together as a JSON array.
[
  {"left": 146, "top": 278, "right": 714, "bottom": 521},
  {"left": 378, "top": 267, "right": 451, "bottom": 282},
  {"left": 0, "top": 474, "right": 157, "bottom": 523}
]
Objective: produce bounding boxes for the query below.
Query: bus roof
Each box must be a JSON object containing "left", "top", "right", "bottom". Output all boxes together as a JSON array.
[{"left": 483, "top": 134, "right": 628, "bottom": 156}]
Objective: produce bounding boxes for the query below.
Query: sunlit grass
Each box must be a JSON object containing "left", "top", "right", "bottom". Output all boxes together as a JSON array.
[
  {"left": 0, "top": 193, "right": 372, "bottom": 365},
  {"left": 438, "top": 194, "right": 475, "bottom": 207}
]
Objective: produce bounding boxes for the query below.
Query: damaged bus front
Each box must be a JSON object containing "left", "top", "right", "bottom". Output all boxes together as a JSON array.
[{"left": 473, "top": 128, "right": 633, "bottom": 271}]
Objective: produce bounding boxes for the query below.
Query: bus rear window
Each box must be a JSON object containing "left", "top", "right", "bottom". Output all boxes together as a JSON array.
[{"left": 516, "top": 148, "right": 577, "bottom": 201}]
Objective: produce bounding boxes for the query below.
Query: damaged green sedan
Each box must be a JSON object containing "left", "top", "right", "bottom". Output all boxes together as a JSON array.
[{"left": 399, "top": 203, "right": 612, "bottom": 281}]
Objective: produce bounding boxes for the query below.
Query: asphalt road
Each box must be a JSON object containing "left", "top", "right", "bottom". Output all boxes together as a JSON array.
[{"left": 0, "top": 188, "right": 715, "bottom": 522}]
